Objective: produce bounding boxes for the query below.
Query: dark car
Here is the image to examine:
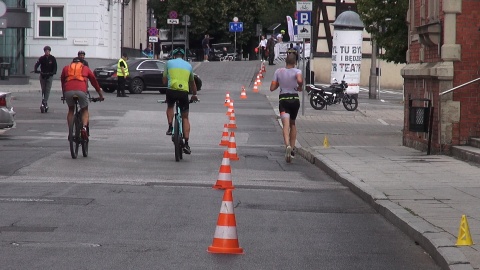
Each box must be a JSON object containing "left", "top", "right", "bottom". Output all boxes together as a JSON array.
[{"left": 93, "top": 58, "right": 202, "bottom": 94}]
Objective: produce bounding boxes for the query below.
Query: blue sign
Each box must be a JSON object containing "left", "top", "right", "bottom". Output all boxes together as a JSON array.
[
  {"left": 297, "top": 11, "right": 311, "bottom": 25},
  {"left": 229, "top": 22, "right": 243, "bottom": 32}
]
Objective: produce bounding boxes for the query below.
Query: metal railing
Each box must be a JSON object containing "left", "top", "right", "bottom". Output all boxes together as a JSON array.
[{"left": 439, "top": 77, "right": 480, "bottom": 96}]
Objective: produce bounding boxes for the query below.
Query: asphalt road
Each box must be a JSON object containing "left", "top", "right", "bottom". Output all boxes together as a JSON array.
[{"left": 0, "top": 61, "right": 439, "bottom": 269}]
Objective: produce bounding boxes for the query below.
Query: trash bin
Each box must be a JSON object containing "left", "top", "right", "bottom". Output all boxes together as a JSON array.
[
  {"left": 0, "top": 63, "right": 10, "bottom": 80},
  {"left": 408, "top": 99, "right": 431, "bottom": 132}
]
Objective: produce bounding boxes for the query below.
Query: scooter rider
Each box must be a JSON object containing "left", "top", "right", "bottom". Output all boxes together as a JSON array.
[{"left": 34, "top": 46, "right": 58, "bottom": 113}]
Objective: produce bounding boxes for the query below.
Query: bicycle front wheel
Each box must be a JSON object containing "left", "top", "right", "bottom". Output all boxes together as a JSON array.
[
  {"left": 173, "top": 118, "right": 182, "bottom": 162},
  {"left": 70, "top": 118, "right": 80, "bottom": 159}
]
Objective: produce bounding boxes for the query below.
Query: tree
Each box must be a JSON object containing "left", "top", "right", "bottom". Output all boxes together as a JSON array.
[{"left": 355, "top": 0, "right": 408, "bottom": 64}]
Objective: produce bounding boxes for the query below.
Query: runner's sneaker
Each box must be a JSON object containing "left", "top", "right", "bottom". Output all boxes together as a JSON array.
[
  {"left": 166, "top": 126, "right": 173, "bottom": 135},
  {"left": 183, "top": 144, "right": 191, "bottom": 154},
  {"left": 285, "top": 145, "right": 292, "bottom": 163},
  {"left": 81, "top": 126, "right": 88, "bottom": 140}
]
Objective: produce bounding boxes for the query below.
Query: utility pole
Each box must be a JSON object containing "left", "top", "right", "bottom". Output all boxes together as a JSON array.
[{"left": 368, "top": 36, "right": 377, "bottom": 99}]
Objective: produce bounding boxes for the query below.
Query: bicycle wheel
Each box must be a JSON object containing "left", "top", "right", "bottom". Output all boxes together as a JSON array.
[
  {"left": 70, "top": 117, "right": 80, "bottom": 159},
  {"left": 173, "top": 116, "right": 182, "bottom": 162},
  {"left": 343, "top": 95, "right": 358, "bottom": 111},
  {"left": 82, "top": 126, "right": 89, "bottom": 157}
]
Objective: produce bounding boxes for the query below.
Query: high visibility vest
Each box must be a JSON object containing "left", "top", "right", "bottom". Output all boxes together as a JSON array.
[
  {"left": 66, "top": 62, "right": 85, "bottom": 82},
  {"left": 117, "top": 58, "right": 129, "bottom": 77}
]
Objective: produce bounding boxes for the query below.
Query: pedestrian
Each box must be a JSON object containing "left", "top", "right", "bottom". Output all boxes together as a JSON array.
[
  {"left": 116, "top": 52, "right": 129, "bottom": 98},
  {"left": 202, "top": 34, "right": 210, "bottom": 62},
  {"left": 257, "top": 35, "right": 267, "bottom": 61},
  {"left": 144, "top": 43, "right": 154, "bottom": 58},
  {"left": 77, "top": 50, "right": 89, "bottom": 67},
  {"left": 60, "top": 57, "right": 104, "bottom": 141},
  {"left": 269, "top": 54, "right": 303, "bottom": 163},
  {"left": 34, "top": 45, "right": 57, "bottom": 113},
  {"left": 266, "top": 35, "right": 276, "bottom": 65},
  {"left": 162, "top": 48, "right": 198, "bottom": 154},
  {"left": 287, "top": 43, "right": 299, "bottom": 64},
  {"left": 277, "top": 30, "right": 285, "bottom": 43}
]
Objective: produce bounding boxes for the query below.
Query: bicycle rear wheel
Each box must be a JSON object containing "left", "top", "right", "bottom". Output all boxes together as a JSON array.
[
  {"left": 70, "top": 117, "right": 80, "bottom": 159},
  {"left": 173, "top": 117, "right": 182, "bottom": 162}
]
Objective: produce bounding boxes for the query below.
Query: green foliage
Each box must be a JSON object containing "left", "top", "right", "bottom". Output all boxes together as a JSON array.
[
  {"left": 355, "top": 0, "right": 408, "bottom": 64},
  {"left": 147, "top": 0, "right": 296, "bottom": 50}
]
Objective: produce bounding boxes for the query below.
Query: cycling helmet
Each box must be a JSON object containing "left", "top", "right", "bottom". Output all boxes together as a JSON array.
[
  {"left": 172, "top": 48, "right": 185, "bottom": 55},
  {"left": 43, "top": 46, "right": 51, "bottom": 51},
  {"left": 78, "top": 50, "right": 86, "bottom": 56},
  {"left": 280, "top": 30, "right": 285, "bottom": 34},
  {"left": 72, "top": 57, "right": 82, "bottom": 63}
]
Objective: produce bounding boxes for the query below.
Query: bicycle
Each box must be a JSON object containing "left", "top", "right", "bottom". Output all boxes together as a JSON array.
[
  {"left": 61, "top": 92, "right": 102, "bottom": 159},
  {"left": 158, "top": 99, "right": 198, "bottom": 162}
]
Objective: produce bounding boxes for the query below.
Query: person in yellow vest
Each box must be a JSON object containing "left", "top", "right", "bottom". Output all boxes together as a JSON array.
[{"left": 117, "top": 52, "right": 129, "bottom": 97}]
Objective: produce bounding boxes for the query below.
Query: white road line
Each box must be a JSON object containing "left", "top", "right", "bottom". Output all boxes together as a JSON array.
[{"left": 377, "top": 119, "right": 389, "bottom": 125}]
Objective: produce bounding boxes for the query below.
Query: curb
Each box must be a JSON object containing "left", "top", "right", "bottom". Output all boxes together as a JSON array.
[{"left": 297, "top": 147, "right": 473, "bottom": 270}]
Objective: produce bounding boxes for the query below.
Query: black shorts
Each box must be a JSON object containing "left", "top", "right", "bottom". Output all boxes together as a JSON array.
[
  {"left": 166, "top": 89, "right": 189, "bottom": 112},
  {"left": 279, "top": 94, "right": 300, "bottom": 120}
]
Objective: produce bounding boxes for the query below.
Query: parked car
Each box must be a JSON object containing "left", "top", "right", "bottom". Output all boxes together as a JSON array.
[
  {"left": 93, "top": 58, "right": 202, "bottom": 94},
  {"left": 0, "top": 92, "right": 15, "bottom": 130}
]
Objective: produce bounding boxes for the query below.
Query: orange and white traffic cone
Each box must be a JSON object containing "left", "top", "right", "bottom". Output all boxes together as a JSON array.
[
  {"left": 226, "top": 100, "right": 234, "bottom": 116},
  {"left": 262, "top": 63, "right": 266, "bottom": 73},
  {"left": 240, "top": 87, "right": 247, "bottom": 99},
  {"left": 213, "top": 151, "right": 235, "bottom": 190},
  {"left": 258, "top": 70, "right": 264, "bottom": 79},
  {"left": 224, "top": 92, "right": 231, "bottom": 107},
  {"left": 256, "top": 75, "right": 262, "bottom": 86},
  {"left": 252, "top": 81, "right": 259, "bottom": 93},
  {"left": 219, "top": 124, "right": 230, "bottom": 146},
  {"left": 226, "top": 131, "right": 239, "bottom": 160},
  {"left": 227, "top": 113, "right": 237, "bottom": 129},
  {"left": 207, "top": 189, "right": 243, "bottom": 254}
]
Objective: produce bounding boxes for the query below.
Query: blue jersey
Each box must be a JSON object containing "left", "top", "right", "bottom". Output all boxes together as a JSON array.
[{"left": 163, "top": 58, "right": 193, "bottom": 92}]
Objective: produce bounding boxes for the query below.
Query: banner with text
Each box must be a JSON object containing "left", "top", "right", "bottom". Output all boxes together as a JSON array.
[{"left": 330, "top": 30, "right": 363, "bottom": 94}]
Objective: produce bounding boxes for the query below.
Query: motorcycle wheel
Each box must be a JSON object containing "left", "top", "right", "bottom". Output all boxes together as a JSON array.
[
  {"left": 310, "top": 94, "right": 326, "bottom": 110},
  {"left": 343, "top": 95, "right": 358, "bottom": 111}
]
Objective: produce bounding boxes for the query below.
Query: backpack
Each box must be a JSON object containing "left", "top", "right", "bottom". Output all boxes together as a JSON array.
[{"left": 66, "top": 62, "right": 85, "bottom": 82}]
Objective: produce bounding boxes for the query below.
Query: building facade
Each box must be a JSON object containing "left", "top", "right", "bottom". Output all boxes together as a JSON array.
[
  {"left": 401, "top": 0, "right": 480, "bottom": 153},
  {"left": 0, "top": 0, "right": 147, "bottom": 85}
]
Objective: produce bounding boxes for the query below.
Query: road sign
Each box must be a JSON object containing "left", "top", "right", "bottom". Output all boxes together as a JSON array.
[
  {"left": 297, "top": 25, "right": 311, "bottom": 39},
  {"left": 229, "top": 22, "right": 243, "bottom": 32},
  {"left": 182, "top": 15, "right": 190, "bottom": 23},
  {"left": 296, "top": 1, "right": 313, "bottom": 11},
  {"left": 148, "top": 36, "right": 158, "bottom": 42},
  {"left": 169, "top": 10, "right": 177, "bottom": 19},
  {"left": 297, "top": 11, "right": 311, "bottom": 25},
  {"left": 0, "top": 1, "right": 6, "bottom": 17},
  {"left": 167, "top": 19, "right": 179, "bottom": 24},
  {"left": 148, "top": 27, "right": 158, "bottom": 36}
]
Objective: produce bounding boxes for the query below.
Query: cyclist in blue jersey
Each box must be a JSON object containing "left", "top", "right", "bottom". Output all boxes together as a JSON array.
[{"left": 162, "top": 48, "right": 198, "bottom": 154}]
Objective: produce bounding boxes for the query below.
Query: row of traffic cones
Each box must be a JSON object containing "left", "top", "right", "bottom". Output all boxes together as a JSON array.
[{"left": 208, "top": 62, "right": 267, "bottom": 255}]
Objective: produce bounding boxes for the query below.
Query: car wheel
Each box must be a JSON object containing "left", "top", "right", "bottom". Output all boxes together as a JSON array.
[
  {"left": 102, "top": 87, "right": 116, "bottom": 93},
  {"left": 129, "top": 78, "right": 144, "bottom": 94}
]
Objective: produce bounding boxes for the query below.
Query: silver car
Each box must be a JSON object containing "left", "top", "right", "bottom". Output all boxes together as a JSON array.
[{"left": 0, "top": 92, "right": 15, "bottom": 130}]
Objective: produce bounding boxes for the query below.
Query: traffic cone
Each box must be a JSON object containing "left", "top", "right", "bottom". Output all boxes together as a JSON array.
[
  {"left": 226, "top": 105, "right": 234, "bottom": 116},
  {"left": 252, "top": 81, "right": 259, "bottom": 93},
  {"left": 456, "top": 215, "right": 474, "bottom": 246},
  {"left": 207, "top": 189, "right": 243, "bottom": 254},
  {"left": 226, "top": 131, "right": 239, "bottom": 160},
  {"left": 213, "top": 151, "right": 235, "bottom": 190},
  {"left": 240, "top": 87, "right": 247, "bottom": 99},
  {"left": 262, "top": 63, "right": 266, "bottom": 73},
  {"left": 323, "top": 135, "right": 330, "bottom": 148},
  {"left": 258, "top": 69, "right": 264, "bottom": 79},
  {"left": 224, "top": 92, "right": 231, "bottom": 107},
  {"left": 219, "top": 124, "right": 230, "bottom": 146},
  {"left": 227, "top": 113, "right": 237, "bottom": 129},
  {"left": 256, "top": 75, "right": 262, "bottom": 86}
]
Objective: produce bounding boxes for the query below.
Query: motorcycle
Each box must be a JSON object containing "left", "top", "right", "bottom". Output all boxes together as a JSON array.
[{"left": 306, "top": 78, "right": 358, "bottom": 111}]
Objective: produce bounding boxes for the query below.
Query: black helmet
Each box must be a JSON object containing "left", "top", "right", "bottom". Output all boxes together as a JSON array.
[
  {"left": 72, "top": 57, "right": 82, "bottom": 63},
  {"left": 78, "top": 50, "right": 85, "bottom": 56},
  {"left": 43, "top": 46, "right": 51, "bottom": 51}
]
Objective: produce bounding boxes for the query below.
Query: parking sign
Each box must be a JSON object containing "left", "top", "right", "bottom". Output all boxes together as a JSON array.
[{"left": 297, "top": 11, "right": 311, "bottom": 25}]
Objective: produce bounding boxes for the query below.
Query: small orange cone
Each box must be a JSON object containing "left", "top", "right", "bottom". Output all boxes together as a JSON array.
[
  {"left": 207, "top": 189, "right": 243, "bottom": 254},
  {"left": 256, "top": 75, "right": 262, "bottom": 86},
  {"left": 227, "top": 113, "right": 237, "bottom": 129},
  {"left": 213, "top": 151, "right": 235, "bottom": 190},
  {"left": 226, "top": 131, "right": 239, "bottom": 160},
  {"left": 262, "top": 63, "right": 266, "bottom": 73},
  {"left": 226, "top": 105, "right": 234, "bottom": 116},
  {"left": 219, "top": 124, "right": 230, "bottom": 146},
  {"left": 258, "top": 70, "right": 264, "bottom": 79},
  {"left": 224, "top": 92, "right": 231, "bottom": 107},
  {"left": 240, "top": 87, "right": 247, "bottom": 99},
  {"left": 252, "top": 81, "right": 259, "bottom": 93}
]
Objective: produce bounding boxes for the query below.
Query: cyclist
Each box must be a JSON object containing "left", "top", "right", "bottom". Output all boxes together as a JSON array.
[
  {"left": 34, "top": 45, "right": 57, "bottom": 112},
  {"left": 77, "top": 50, "right": 89, "bottom": 67},
  {"left": 162, "top": 48, "right": 198, "bottom": 154},
  {"left": 60, "top": 57, "right": 104, "bottom": 140}
]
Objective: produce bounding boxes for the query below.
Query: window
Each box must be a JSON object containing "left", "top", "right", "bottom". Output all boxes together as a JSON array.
[
  {"left": 36, "top": 5, "right": 65, "bottom": 38},
  {"left": 138, "top": 61, "right": 158, "bottom": 70}
]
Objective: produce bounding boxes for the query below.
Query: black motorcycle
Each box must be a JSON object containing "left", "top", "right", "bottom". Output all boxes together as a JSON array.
[{"left": 306, "top": 79, "right": 358, "bottom": 111}]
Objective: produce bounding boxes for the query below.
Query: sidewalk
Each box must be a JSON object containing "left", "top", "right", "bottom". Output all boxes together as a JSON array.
[{"left": 260, "top": 62, "right": 479, "bottom": 270}]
